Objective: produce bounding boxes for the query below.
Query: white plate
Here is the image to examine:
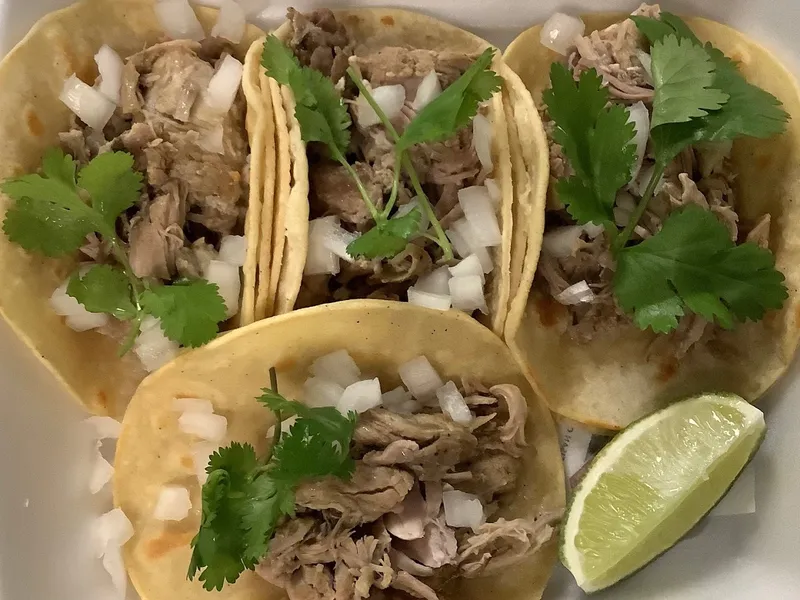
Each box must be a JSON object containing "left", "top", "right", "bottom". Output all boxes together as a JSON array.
[{"left": 0, "top": 1, "right": 798, "bottom": 599}]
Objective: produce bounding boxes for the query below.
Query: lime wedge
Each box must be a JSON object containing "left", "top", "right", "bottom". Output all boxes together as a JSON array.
[{"left": 560, "top": 392, "right": 765, "bottom": 593}]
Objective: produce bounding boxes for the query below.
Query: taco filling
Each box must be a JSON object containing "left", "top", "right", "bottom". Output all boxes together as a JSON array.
[
  {"left": 534, "top": 4, "right": 789, "bottom": 359},
  {"left": 265, "top": 9, "right": 504, "bottom": 317},
  {"left": 1, "top": 29, "right": 253, "bottom": 371},
  {"left": 183, "top": 352, "right": 558, "bottom": 598}
]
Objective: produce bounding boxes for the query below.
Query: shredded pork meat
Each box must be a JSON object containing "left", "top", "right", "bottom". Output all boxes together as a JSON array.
[{"left": 257, "top": 383, "right": 555, "bottom": 600}]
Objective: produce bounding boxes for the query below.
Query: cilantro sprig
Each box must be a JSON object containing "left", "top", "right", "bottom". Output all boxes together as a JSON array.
[
  {"left": 544, "top": 12, "right": 789, "bottom": 333},
  {"left": 262, "top": 36, "right": 501, "bottom": 261},
  {"left": 188, "top": 369, "right": 357, "bottom": 590},
  {"left": 2, "top": 149, "right": 227, "bottom": 352}
]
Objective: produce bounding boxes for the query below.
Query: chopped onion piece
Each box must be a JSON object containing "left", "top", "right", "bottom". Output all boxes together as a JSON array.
[
  {"left": 304, "top": 377, "right": 345, "bottom": 408},
  {"left": 94, "top": 45, "right": 123, "bottom": 104},
  {"left": 472, "top": 113, "right": 493, "bottom": 171},
  {"left": 50, "top": 280, "right": 109, "bottom": 331},
  {"left": 627, "top": 101, "right": 650, "bottom": 183},
  {"left": 153, "top": 486, "right": 192, "bottom": 521},
  {"left": 210, "top": 0, "right": 246, "bottom": 43},
  {"left": 192, "top": 442, "right": 217, "bottom": 484},
  {"left": 356, "top": 84, "right": 406, "bottom": 127},
  {"left": 219, "top": 235, "right": 247, "bottom": 266},
  {"left": 555, "top": 280, "right": 595, "bottom": 305},
  {"left": 484, "top": 178, "right": 501, "bottom": 205},
  {"left": 436, "top": 381, "right": 472, "bottom": 424},
  {"left": 449, "top": 275, "right": 488, "bottom": 314},
  {"left": 172, "top": 397, "right": 214, "bottom": 413},
  {"left": 178, "top": 411, "right": 227, "bottom": 442},
  {"left": 306, "top": 217, "right": 341, "bottom": 275},
  {"left": 84, "top": 416, "right": 122, "bottom": 440},
  {"left": 451, "top": 219, "right": 493, "bottom": 273},
  {"left": 443, "top": 489, "right": 484, "bottom": 532},
  {"left": 458, "top": 186, "right": 502, "bottom": 247},
  {"left": 322, "top": 221, "right": 359, "bottom": 263},
  {"left": 338, "top": 378, "right": 382, "bottom": 414},
  {"left": 205, "top": 259, "right": 241, "bottom": 318},
  {"left": 636, "top": 50, "right": 653, "bottom": 79},
  {"left": 198, "top": 123, "right": 225, "bottom": 154},
  {"left": 134, "top": 317, "right": 179, "bottom": 373},
  {"left": 540, "top": 12, "right": 586, "bottom": 55},
  {"left": 60, "top": 75, "right": 116, "bottom": 131},
  {"left": 93, "top": 507, "right": 134, "bottom": 559},
  {"left": 414, "top": 266, "right": 451, "bottom": 296},
  {"left": 632, "top": 163, "right": 665, "bottom": 198},
  {"left": 310, "top": 350, "right": 361, "bottom": 388},
  {"left": 102, "top": 548, "right": 127, "bottom": 600},
  {"left": 448, "top": 254, "right": 485, "bottom": 283},
  {"left": 398, "top": 356, "right": 443, "bottom": 401},
  {"left": 65, "top": 312, "right": 110, "bottom": 332},
  {"left": 155, "top": 0, "right": 205, "bottom": 41},
  {"left": 542, "top": 226, "right": 583, "bottom": 258},
  {"left": 413, "top": 70, "right": 442, "bottom": 110},
  {"left": 382, "top": 386, "right": 413, "bottom": 410},
  {"left": 204, "top": 55, "right": 243, "bottom": 113},
  {"left": 395, "top": 198, "right": 429, "bottom": 234},
  {"left": 89, "top": 448, "right": 114, "bottom": 494},
  {"left": 582, "top": 222, "right": 604, "bottom": 239},
  {"left": 446, "top": 224, "right": 472, "bottom": 259},
  {"left": 407, "top": 287, "right": 452, "bottom": 311}
]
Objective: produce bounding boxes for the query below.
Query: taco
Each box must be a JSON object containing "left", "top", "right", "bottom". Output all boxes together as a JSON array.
[
  {"left": 256, "top": 8, "right": 538, "bottom": 336},
  {"left": 0, "top": 0, "right": 270, "bottom": 416},
  {"left": 504, "top": 5, "right": 800, "bottom": 430},
  {"left": 113, "top": 301, "right": 566, "bottom": 600}
]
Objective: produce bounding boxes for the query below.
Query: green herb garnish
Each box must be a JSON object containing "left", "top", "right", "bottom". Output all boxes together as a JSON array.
[
  {"left": 187, "top": 369, "right": 357, "bottom": 590},
  {"left": 2, "top": 149, "right": 227, "bottom": 352}
]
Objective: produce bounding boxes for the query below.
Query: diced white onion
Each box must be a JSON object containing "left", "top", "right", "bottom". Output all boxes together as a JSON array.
[
  {"left": 414, "top": 266, "right": 451, "bottom": 296},
  {"left": 210, "top": 0, "right": 246, "bottom": 43},
  {"left": 458, "top": 187, "right": 502, "bottom": 247},
  {"left": 219, "top": 235, "right": 247, "bottom": 267},
  {"left": 449, "top": 275, "right": 488, "bottom": 314},
  {"left": 636, "top": 50, "right": 653, "bottom": 79},
  {"left": 204, "top": 55, "right": 243, "bottom": 113},
  {"left": 322, "top": 221, "right": 359, "bottom": 263},
  {"left": 50, "top": 280, "right": 109, "bottom": 331},
  {"left": 472, "top": 114, "right": 493, "bottom": 171},
  {"left": 381, "top": 386, "right": 413, "bottom": 410},
  {"left": 134, "top": 317, "right": 179, "bottom": 373},
  {"left": 540, "top": 12, "right": 586, "bottom": 55},
  {"left": 198, "top": 123, "right": 225, "bottom": 154},
  {"left": 395, "top": 198, "right": 429, "bottom": 235},
  {"left": 84, "top": 416, "right": 122, "bottom": 440},
  {"left": 542, "top": 226, "right": 583, "bottom": 258},
  {"left": 632, "top": 163, "right": 665, "bottom": 198},
  {"left": 443, "top": 489, "right": 484, "bottom": 532},
  {"left": 204, "top": 259, "right": 241, "bottom": 318},
  {"left": 446, "top": 224, "right": 472, "bottom": 259},
  {"left": 172, "top": 397, "right": 214, "bottom": 413},
  {"left": 179, "top": 411, "right": 228, "bottom": 442},
  {"left": 192, "top": 442, "right": 217, "bottom": 484},
  {"left": 304, "top": 377, "right": 345, "bottom": 408},
  {"left": 153, "top": 486, "right": 192, "bottom": 521},
  {"left": 356, "top": 84, "right": 406, "bottom": 127},
  {"left": 448, "top": 254, "right": 485, "bottom": 283},
  {"left": 310, "top": 350, "right": 361, "bottom": 388},
  {"left": 555, "top": 280, "right": 595, "bottom": 305},
  {"left": 412, "top": 71, "right": 442, "bottom": 110},
  {"left": 338, "top": 378, "right": 382, "bottom": 414},
  {"left": 89, "top": 447, "right": 114, "bottom": 494},
  {"left": 60, "top": 75, "right": 116, "bottom": 131},
  {"left": 627, "top": 101, "right": 650, "bottom": 183},
  {"left": 93, "top": 507, "right": 134, "bottom": 559},
  {"left": 582, "top": 222, "right": 604, "bottom": 239},
  {"left": 102, "top": 548, "right": 127, "bottom": 600},
  {"left": 306, "top": 217, "right": 341, "bottom": 275},
  {"left": 436, "top": 381, "right": 472, "bottom": 424},
  {"left": 155, "top": 0, "right": 206, "bottom": 41},
  {"left": 407, "top": 287, "right": 452, "bottom": 311},
  {"left": 484, "top": 178, "right": 501, "bottom": 205},
  {"left": 94, "top": 45, "right": 123, "bottom": 104},
  {"left": 449, "top": 221, "right": 495, "bottom": 274},
  {"left": 398, "top": 356, "right": 443, "bottom": 401}
]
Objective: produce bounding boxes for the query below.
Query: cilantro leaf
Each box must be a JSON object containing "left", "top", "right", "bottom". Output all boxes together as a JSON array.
[
  {"left": 240, "top": 475, "right": 294, "bottom": 562},
  {"left": 140, "top": 280, "right": 226, "bottom": 347},
  {"left": 261, "top": 35, "right": 302, "bottom": 86},
  {"left": 398, "top": 48, "right": 501, "bottom": 150},
  {"left": 67, "top": 265, "right": 137, "bottom": 319},
  {"left": 545, "top": 65, "right": 636, "bottom": 225},
  {"left": 650, "top": 35, "right": 728, "bottom": 128},
  {"left": 42, "top": 147, "right": 78, "bottom": 184},
  {"left": 346, "top": 207, "right": 422, "bottom": 259},
  {"left": 614, "top": 205, "right": 787, "bottom": 332},
  {"left": 77, "top": 152, "right": 142, "bottom": 226}
]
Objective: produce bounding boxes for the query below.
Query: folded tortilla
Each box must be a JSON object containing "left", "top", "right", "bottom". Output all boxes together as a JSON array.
[
  {"left": 262, "top": 8, "right": 530, "bottom": 336},
  {"left": 0, "top": 0, "right": 268, "bottom": 417},
  {"left": 114, "top": 300, "right": 566, "bottom": 600},
  {"left": 504, "top": 14, "right": 800, "bottom": 430}
]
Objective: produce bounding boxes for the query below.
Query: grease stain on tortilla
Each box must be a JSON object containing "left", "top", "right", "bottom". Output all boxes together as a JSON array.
[
  {"left": 145, "top": 527, "right": 195, "bottom": 560},
  {"left": 534, "top": 293, "right": 564, "bottom": 327},
  {"left": 180, "top": 455, "right": 193, "bottom": 469},
  {"left": 96, "top": 389, "right": 109, "bottom": 411},
  {"left": 24, "top": 108, "right": 44, "bottom": 137},
  {"left": 381, "top": 15, "right": 395, "bottom": 26}
]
